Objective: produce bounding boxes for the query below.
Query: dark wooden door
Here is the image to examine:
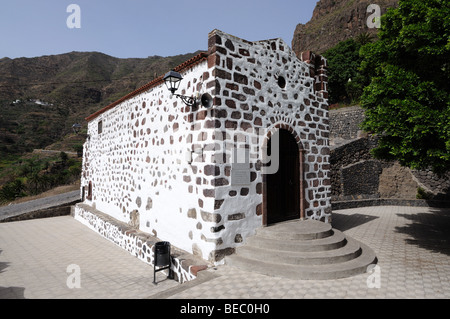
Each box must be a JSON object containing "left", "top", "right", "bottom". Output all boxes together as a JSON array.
[{"left": 266, "top": 129, "right": 300, "bottom": 225}]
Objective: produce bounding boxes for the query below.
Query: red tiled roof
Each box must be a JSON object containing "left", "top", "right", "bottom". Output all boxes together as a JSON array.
[{"left": 85, "top": 51, "right": 209, "bottom": 122}]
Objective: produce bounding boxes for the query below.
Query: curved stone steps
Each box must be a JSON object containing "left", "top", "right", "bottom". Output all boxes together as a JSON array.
[
  {"left": 225, "top": 219, "right": 377, "bottom": 280},
  {"left": 247, "top": 229, "right": 347, "bottom": 252},
  {"left": 227, "top": 244, "right": 377, "bottom": 280},
  {"left": 256, "top": 219, "right": 333, "bottom": 240},
  {"left": 237, "top": 236, "right": 362, "bottom": 265}
]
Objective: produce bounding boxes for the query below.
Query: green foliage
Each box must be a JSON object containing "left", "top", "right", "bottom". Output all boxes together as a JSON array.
[
  {"left": 60, "top": 151, "right": 69, "bottom": 163},
  {"left": 355, "top": 32, "right": 376, "bottom": 46},
  {"left": 73, "top": 143, "right": 84, "bottom": 156},
  {"left": 323, "top": 38, "right": 372, "bottom": 104},
  {"left": 416, "top": 187, "right": 433, "bottom": 200},
  {"left": 359, "top": 0, "right": 450, "bottom": 174},
  {"left": 0, "top": 154, "right": 82, "bottom": 203},
  {"left": 0, "top": 178, "right": 26, "bottom": 202}
]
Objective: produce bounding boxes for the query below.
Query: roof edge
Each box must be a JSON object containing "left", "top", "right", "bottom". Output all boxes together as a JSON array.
[{"left": 85, "top": 51, "right": 209, "bottom": 122}]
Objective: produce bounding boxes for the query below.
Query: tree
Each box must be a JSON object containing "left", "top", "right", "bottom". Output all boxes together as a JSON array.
[
  {"left": 359, "top": 0, "right": 450, "bottom": 174},
  {"left": 355, "top": 32, "right": 376, "bottom": 46},
  {"left": 323, "top": 39, "right": 365, "bottom": 104},
  {"left": 60, "top": 151, "right": 69, "bottom": 163},
  {"left": 0, "top": 179, "right": 26, "bottom": 203}
]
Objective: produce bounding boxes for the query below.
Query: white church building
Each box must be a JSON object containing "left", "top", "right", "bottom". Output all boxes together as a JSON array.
[{"left": 73, "top": 29, "right": 331, "bottom": 281}]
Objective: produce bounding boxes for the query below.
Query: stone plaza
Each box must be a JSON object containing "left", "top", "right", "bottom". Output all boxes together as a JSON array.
[{"left": 1, "top": 205, "right": 449, "bottom": 299}]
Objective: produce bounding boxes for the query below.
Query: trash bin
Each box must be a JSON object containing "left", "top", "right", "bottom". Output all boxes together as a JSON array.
[
  {"left": 153, "top": 241, "right": 173, "bottom": 285},
  {"left": 154, "top": 241, "right": 170, "bottom": 267}
]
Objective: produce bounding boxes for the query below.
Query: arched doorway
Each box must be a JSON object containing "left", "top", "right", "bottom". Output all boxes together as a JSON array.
[{"left": 264, "top": 129, "right": 302, "bottom": 225}]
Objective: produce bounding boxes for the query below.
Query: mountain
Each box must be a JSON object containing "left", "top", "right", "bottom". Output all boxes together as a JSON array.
[
  {"left": 0, "top": 51, "right": 199, "bottom": 156},
  {"left": 1, "top": 0, "right": 401, "bottom": 158},
  {"left": 292, "top": 0, "right": 398, "bottom": 55}
]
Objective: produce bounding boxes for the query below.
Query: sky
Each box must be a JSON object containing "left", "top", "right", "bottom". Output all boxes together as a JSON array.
[{"left": 0, "top": 0, "right": 318, "bottom": 59}]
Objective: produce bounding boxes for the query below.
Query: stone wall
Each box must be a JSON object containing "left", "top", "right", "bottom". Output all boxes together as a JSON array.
[
  {"left": 330, "top": 135, "right": 425, "bottom": 201},
  {"left": 411, "top": 169, "right": 450, "bottom": 200},
  {"left": 73, "top": 203, "right": 207, "bottom": 283},
  {"left": 82, "top": 56, "right": 218, "bottom": 262},
  {"left": 379, "top": 163, "right": 419, "bottom": 199},
  {"left": 0, "top": 201, "right": 79, "bottom": 223},
  {"left": 341, "top": 160, "right": 382, "bottom": 198},
  {"left": 81, "top": 29, "right": 331, "bottom": 264},
  {"left": 329, "top": 106, "right": 449, "bottom": 202},
  {"left": 330, "top": 136, "right": 382, "bottom": 200},
  {"left": 207, "top": 30, "right": 332, "bottom": 238},
  {"left": 329, "top": 105, "right": 366, "bottom": 145}
]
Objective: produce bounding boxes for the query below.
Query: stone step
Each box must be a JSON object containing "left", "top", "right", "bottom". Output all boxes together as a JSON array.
[
  {"left": 237, "top": 236, "right": 362, "bottom": 265},
  {"left": 256, "top": 219, "right": 333, "bottom": 241},
  {"left": 246, "top": 229, "right": 347, "bottom": 252},
  {"left": 225, "top": 219, "right": 378, "bottom": 280},
  {"left": 226, "top": 242, "right": 377, "bottom": 280}
]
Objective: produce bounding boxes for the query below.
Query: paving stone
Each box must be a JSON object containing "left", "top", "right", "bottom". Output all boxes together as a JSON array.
[{"left": 1, "top": 206, "right": 450, "bottom": 299}]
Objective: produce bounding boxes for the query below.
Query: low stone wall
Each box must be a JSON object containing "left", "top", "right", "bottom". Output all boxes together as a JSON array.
[
  {"left": 72, "top": 203, "right": 208, "bottom": 284},
  {"left": 0, "top": 200, "right": 80, "bottom": 223},
  {"left": 332, "top": 198, "right": 450, "bottom": 210},
  {"left": 340, "top": 160, "right": 383, "bottom": 198},
  {"left": 330, "top": 136, "right": 383, "bottom": 200},
  {"left": 411, "top": 169, "right": 450, "bottom": 200},
  {"left": 330, "top": 135, "right": 450, "bottom": 202},
  {"left": 329, "top": 106, "right": 449, "bottom": 202}
]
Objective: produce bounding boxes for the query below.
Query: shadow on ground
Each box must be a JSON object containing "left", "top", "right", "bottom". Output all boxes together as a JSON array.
[
  {"left": 395, "top": 207, "right": 450, "bottom": 256},
  {"left": 331, "top": 212, "right": 379, "bottom": 232},
  {"left": 0, "top": 249, "right": 26, "bottom": 299},
  {"left": 0, "top": 287, "right": 26, "bottom": 299},
  {"left": 0, "top": 249, "right": 9, "bottom": 274}
]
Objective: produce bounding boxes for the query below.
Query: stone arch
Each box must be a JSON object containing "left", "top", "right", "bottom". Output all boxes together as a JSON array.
[
  {"left": 261, "top": 122, "right": 306, "bottom": 226},
  {"left": 261, "top": 121, "right": 303, "bottom": 149}
]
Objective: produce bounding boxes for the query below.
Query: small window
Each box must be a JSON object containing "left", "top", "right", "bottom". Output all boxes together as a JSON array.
[
  {"left": 277, "top": 76, "right": 286, "bottom": 89},
  {"left": 98, "top": 120, "right": 103, "bottom": 134},
  {"left": 87, "top": 181, "right": 93, "bottom": 200}
]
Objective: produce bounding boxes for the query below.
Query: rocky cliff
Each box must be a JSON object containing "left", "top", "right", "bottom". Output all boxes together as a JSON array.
[{"left": 292, "top": 0, "right": 398, "bottom": 55}]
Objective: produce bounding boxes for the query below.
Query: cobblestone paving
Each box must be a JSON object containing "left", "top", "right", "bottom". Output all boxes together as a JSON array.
[
  {"left": 1, "top": 205, "right": 449, "bottom": 299},
  {"left": 0, "top": 216, "right": 179, "bottom": 299},
  {"left": 167, "top": 206, "right": 450, "bottom": 299}
]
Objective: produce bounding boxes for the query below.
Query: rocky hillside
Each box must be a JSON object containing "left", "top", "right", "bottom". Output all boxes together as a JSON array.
[
  {"left": 0, "top": 51, "right": 198, "bottom": 156},
  {"left": 292, "top": 0, "right": 398, "bottom": 55},
  {"left": 1, "top": 0, "right": 400, "bottom": 158}
]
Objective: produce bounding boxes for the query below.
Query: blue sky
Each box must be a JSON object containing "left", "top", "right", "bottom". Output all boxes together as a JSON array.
[{"left": 0, "top": 0, "right": 317, "bottom": 59}]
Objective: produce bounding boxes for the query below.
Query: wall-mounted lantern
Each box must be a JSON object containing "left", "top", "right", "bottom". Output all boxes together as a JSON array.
[{"left": 163, "top": 70, "right": 213, "bottom": 109}]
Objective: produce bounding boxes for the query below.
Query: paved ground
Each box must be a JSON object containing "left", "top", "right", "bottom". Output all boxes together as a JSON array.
[
  {"left": 0, "top": 216, "right": 179, "bottom": 299},
  {"left": 1, "top": 205, "right": 450, "bottom": 299}
]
